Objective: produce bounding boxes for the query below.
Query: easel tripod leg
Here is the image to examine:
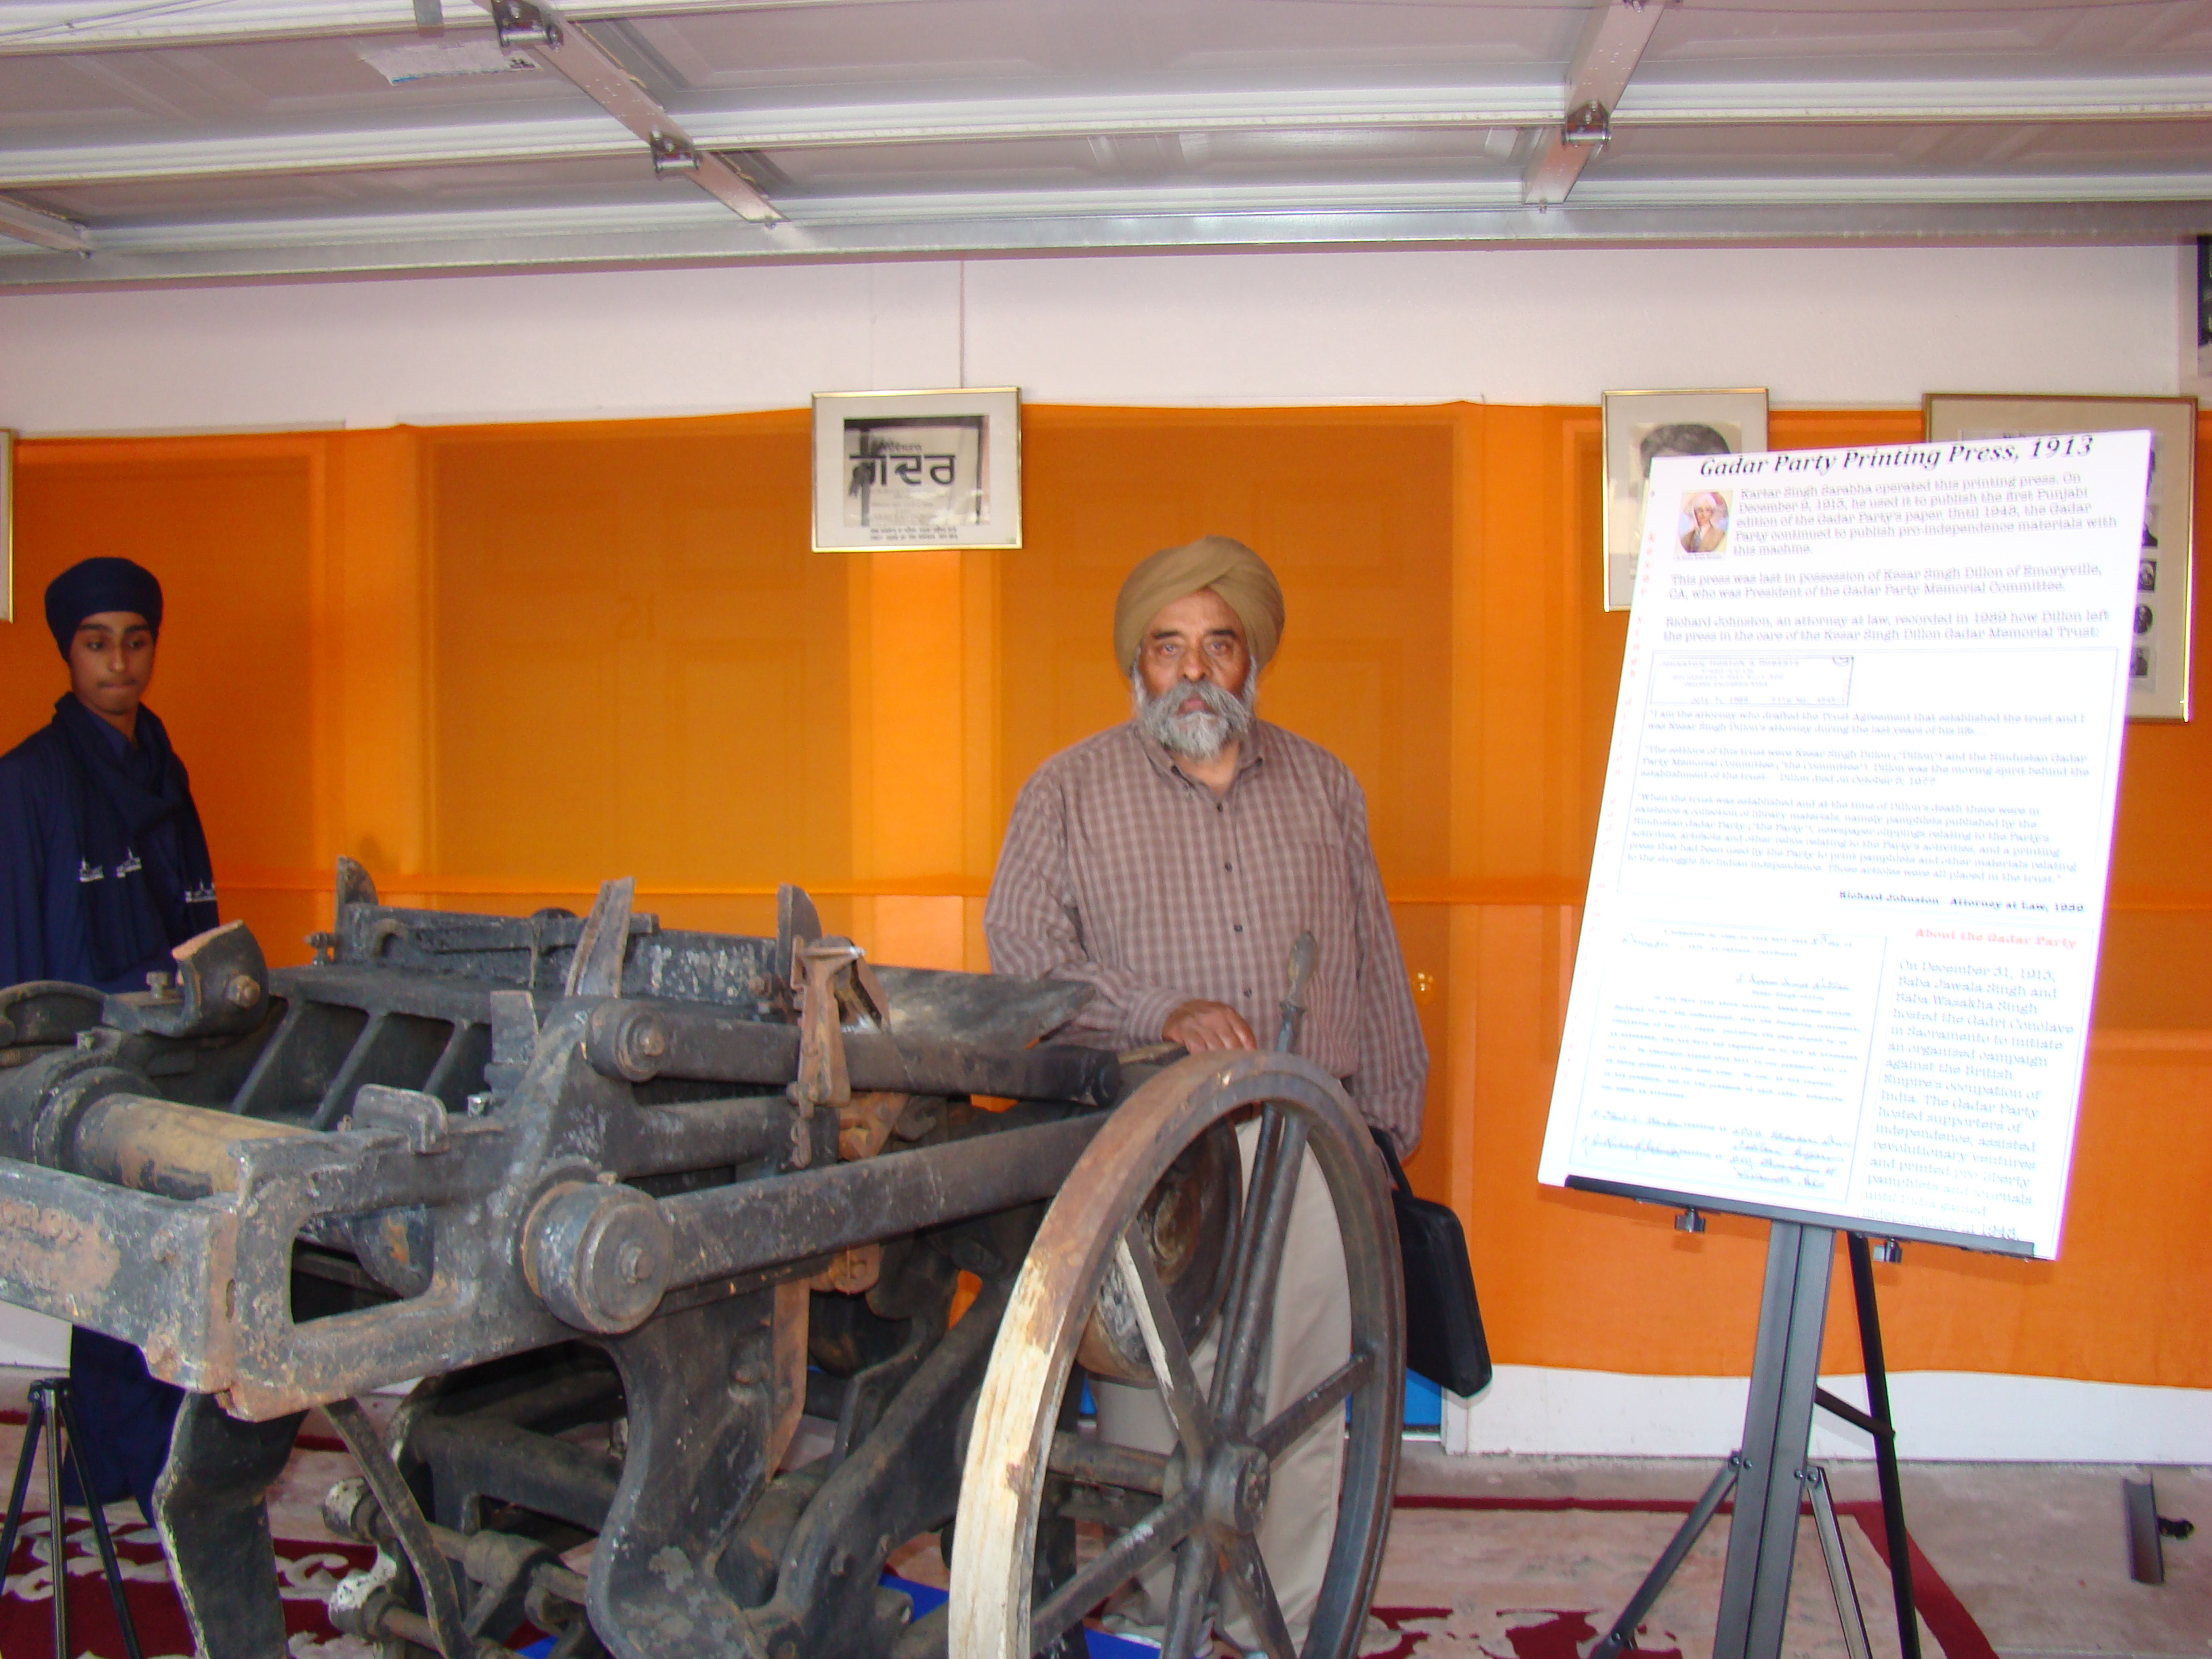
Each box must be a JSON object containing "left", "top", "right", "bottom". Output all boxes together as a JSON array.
[
  {"left": 1713, "top": 1221, "right": 1835, "bottom": 1659},
  {"left": 1805, "top": 1465, "right": 1874, "bottom": 1659},
  {"left": 1847, "top": 1233, "right": 1921, "bottom": 1659},
  {"left": 1590, "top": 1456, "right": 1742, "bottom": 1659}
]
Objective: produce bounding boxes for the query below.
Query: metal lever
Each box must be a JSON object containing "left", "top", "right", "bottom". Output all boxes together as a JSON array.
[
  {"left": 1274, "top": 930, "right": 1317, "bottom": 1053},
  {"left": 564, "top": 876, "right": 634, "bottom": 998}
]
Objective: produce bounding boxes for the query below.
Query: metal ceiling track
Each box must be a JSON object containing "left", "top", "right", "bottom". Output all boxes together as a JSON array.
[
  {"left": 484, "top": 0, "right": 779, "bottom": 223},
  {"left": 0, "top": 0, "right": 849, "bottom": 55},
  {"left": 0, "top": 195, "right": 87, "bottom": 255},
  {"left": 14, "top": 74, "right": 2212, "bottom": 195},
  {"left": 1523, "top": 0, "right": 1666, "bottom": 207},
  {"left": 0, "top": 0, "right": 2209, "bottom": 282},
  {"left": 1, "top": 200, "right": 2207, "bottom": 291}
]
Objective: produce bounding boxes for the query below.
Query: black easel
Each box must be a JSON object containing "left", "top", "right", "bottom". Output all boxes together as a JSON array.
[
  {"left": 0, "top": 1376, "right": 146, "bottom": 1659},
  {"left": 1588, "top": 1225, "right": 1919, "bottom": 1659}
]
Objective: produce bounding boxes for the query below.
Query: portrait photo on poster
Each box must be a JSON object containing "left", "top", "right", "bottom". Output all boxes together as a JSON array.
[
  {"left": 812, "top": 388, "right": 1023, "bottom": 552},
  {"left": 1678, "top": 489, "right": 1732, "bottom": 554},
  {"left": 1926, "top": 394, "right": 2197, "bottom": 721},
  {"left": 1602, "top": 389, "right": 1768, "bottom": 610}
]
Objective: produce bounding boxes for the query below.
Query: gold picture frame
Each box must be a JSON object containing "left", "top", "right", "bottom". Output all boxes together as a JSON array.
[
  {"left": 1925, "top": 393, "right": 2197, "bottom": 721},
  {"left": 811, "top": 387, "right": 1022, "bottom": 552},
  {"left": 1601, "top": 389, "right": 1768, "bottom": 610},
  {"left": 1, "top": 429, "right": 12, "bottom": 623}
]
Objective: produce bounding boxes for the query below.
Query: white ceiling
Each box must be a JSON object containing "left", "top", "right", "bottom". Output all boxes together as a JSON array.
[{"left": 1, "top": 0, "right": 2208, "bottom": 286}]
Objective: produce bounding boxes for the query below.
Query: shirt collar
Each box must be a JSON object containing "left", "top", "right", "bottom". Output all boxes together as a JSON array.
[
  {"left": 56, "top": 693, "right": 134, "bottom": 759},
  {"left": 1125, "top": 716, "right": 1270, "bottom": 790}
]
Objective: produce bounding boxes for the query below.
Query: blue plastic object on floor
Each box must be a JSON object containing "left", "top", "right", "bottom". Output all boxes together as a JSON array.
[
  {"left": 882, "top": 1575, "right": 1160, "bottom": 1657},
  {"left": 513, "top": 1579, "right": 1160, "bottom": 1657},
  {"left": 1404, "top": 1368, "right": 1443, "bottom": 1429}
]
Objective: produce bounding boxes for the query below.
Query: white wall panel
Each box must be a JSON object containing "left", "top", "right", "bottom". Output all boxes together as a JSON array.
[
  {"left": 1443, "top": 1366, "right": 2212, "bottom": 1463},
  {"left": 968, "top": 245, "right": 2183, "bottom": 409},
  {"left": 0, "top": 243, "right": 2182, "bottom": 434}
]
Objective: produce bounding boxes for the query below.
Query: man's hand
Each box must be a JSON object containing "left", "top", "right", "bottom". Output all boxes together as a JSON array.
[{"left": 1162, "top": 999, "right": 1258, "bottom": 1052}]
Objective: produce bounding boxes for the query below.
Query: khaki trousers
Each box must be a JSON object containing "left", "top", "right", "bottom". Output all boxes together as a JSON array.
[{"left": 1092, "top": 1122, "right": 1349, "bottom": 1652}]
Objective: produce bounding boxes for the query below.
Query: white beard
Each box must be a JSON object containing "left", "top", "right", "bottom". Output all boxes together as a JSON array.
[{"left": 1132, "top": 671, "right": 1256, "bottom": 759}]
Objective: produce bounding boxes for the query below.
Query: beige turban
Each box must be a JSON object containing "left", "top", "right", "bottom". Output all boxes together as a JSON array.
[{"left": 1111, "top": 535, "right": 1286, "bottom": 674}]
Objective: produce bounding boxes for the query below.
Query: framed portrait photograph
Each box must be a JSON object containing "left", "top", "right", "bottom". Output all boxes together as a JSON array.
[
  {"left": 1925, "top": 393, "right": 2197, "bottom": 721},
  {"left": 811, "top": 388, "right": 1021, "bottom": 552},
  {"left": 1601, "top": 389, "right": 1768, "bottom": 610}
]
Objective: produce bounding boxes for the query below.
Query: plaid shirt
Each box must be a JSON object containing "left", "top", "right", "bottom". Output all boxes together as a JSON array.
[{"left": 985, "top": 718, "right": 1428, "bottom": 1152}]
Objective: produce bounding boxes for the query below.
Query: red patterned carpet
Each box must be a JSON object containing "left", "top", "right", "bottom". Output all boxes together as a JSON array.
[
  {"left": 0, "top": 1509, "right": 376, "bottom": 1658},
  {"left": 0, "top": 1475, "right": 1999, "bottom": 1658}
]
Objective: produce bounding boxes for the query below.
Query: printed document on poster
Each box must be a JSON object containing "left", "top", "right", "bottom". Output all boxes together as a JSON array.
[{"left": 1538, "top": 432, "right": 2150, "bottom": 1257}]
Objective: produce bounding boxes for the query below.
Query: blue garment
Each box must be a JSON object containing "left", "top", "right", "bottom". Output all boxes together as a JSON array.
[
  {"left": 0, "top": 694, "right": 218, "bottom": 994},
  {"left": 0, "top": 693, "right": 218, "bottom": 1517},
  {"left": 65, "top": 1329, "right": 181, "bottom": 1519}
]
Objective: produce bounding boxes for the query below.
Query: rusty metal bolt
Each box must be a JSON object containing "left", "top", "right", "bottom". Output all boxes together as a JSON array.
[
  {"left": 226, "top": 974, "right": 264, "bottom": 1010},
  {"left": 321, "top": 1477, "right": 377, "bottom": 1543},
  {"left": 326, "top": 1552, "right": 398, "bottom": 1636},
  {"left": 583, "top": 1002, "right": 672, "bottom": 1083},
  {"left": 523, "top": 1181, "right": 674, "bottom": 1335}
]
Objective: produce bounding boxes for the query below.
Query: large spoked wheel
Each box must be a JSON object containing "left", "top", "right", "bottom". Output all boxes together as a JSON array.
[{"left": 951, "top": 1052, "right": 1405, "bottom": 1659}]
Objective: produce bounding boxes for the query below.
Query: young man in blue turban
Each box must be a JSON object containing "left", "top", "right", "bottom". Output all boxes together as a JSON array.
[{"left": 0, "top": 556, "right": 220, "bottom": 1519}]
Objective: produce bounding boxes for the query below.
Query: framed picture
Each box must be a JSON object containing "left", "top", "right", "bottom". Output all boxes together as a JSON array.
[
  {"left": 1, "top": 430, "right": 12, "bottom": 623},
  {"left": 811, "top": 388, "right": 1021, "bottom": 552},
  {"left": 1601, "top": 389, "right": 1768, "bottom": 610},
  {"left": 0, "top": 431, "right": 11, "bottom": 628},
  {"left": 1925, "top": 394, "right": 2197, "bottom": 722}
]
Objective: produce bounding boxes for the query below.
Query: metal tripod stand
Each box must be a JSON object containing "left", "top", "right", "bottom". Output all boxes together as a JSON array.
[
  {"left": 1591, "top": 1229, "right": 1922, "bottom": 1659},
  {"left": 0, "top": 1375, "right": 146, "bottom": 1659}
]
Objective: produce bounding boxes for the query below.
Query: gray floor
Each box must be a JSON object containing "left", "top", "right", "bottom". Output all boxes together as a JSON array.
[
  {"left": 0, "top": 1368, "right": 2198, "bottom": 1657},
  {"left": 1397, "top": 1446, "right": 2212, "bottom": 1659}
]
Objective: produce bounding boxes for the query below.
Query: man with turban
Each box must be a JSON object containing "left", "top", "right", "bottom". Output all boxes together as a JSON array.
[
  {"left": 0, "top": 556, "right": 218, "bottom": 1520},
  {"left": 986, "top": 535, "right": 1426, "bottom": 1652}
]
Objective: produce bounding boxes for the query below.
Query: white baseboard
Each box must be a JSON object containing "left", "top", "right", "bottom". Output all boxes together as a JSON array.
[
  {"left": 0, "top": 1308, "right": 69, "bottom": 1371},
  {"left": 0, "top": 1305, "right": 417, "bottom": 1399},
  {"left": 1440, "top": 1365, "right": 2212, "bottom": 1463}
]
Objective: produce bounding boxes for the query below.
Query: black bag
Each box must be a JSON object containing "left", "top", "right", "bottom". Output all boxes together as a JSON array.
[{"left": 1370, "top": 1128, "right": 1492, "bottom": 1399}]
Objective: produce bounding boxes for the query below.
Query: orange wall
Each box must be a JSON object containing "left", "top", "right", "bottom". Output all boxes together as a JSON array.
[{"left": 4, "top": 406, "right": 2207, "bottom": 1391}]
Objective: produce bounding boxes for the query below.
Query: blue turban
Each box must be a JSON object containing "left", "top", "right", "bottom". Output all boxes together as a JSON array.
[{"left": 45, "top": 558, "right": 163, "bottom": 657}]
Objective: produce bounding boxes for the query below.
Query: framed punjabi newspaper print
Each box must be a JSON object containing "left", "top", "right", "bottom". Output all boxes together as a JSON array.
[
  {"left": 1601, "top": 388, "right": 1768, "bottom": 610},
  {"left": 1925, "top": 393, "right": 2196, "bottom": 721},
  {"left": 812, "top": 387, "right": 1022, "bottom": 552}
]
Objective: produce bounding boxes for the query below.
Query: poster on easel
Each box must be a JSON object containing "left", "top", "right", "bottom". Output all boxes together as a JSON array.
[{"left": 1539, "top": 431, "right": 2152, "bottom": 1259}]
